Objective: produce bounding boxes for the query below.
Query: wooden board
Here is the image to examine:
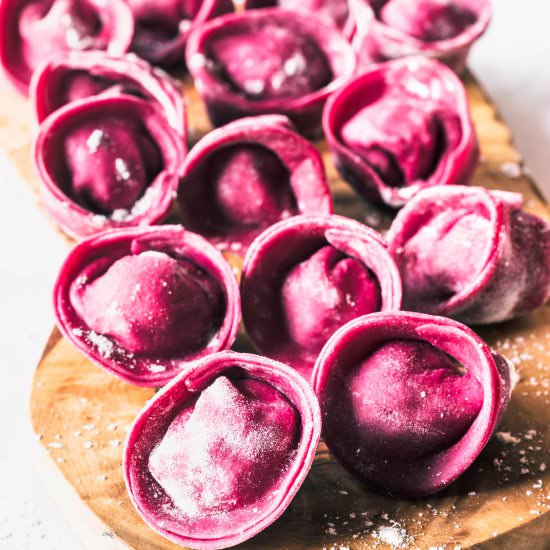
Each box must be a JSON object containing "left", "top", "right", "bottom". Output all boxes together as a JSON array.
[{"left": 1, "top": 71, "right": 546, "bottom": 549}]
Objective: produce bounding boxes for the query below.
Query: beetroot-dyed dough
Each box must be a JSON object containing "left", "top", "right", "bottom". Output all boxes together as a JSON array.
[
  {"left": 380, "top": 0, "right": 476, "bottom": 42},
  {"left": 35, "top": 94, "right": 184, "bottom": 239},
  {"left": 241, "top": 215, "right": 402, "bottom": 379},
  {"left": 323, "top": 57, "right": 478, "bottom": 208},
  {"left": 341, "top": 98, "right": 440, "bottom": 188},
  {"left": 53, "top": 226, "right": 241, "bottom": 386},
  {"left": 312, "top": 311, "right": 513, "bottom": 497},
  {"left": 244, "top": 0, "right": 354, "bottom": 40},
  {"left": 178, "top": 115, "right": 332, "bottom": 253},
  {"left": 126, "top": 0, "right": 233, "bottom": 69},
  {"left": 72, "top": 251, "right": 222, "bottom": 357},
  {"left": 64, "top": 116, "right": 158, "bottom": 214},
  {"left": 149, "top": 376, "right": 298, "bottom": 514},
  {"left": 350, "top": 0, "right": 491, "bottom": 73},
  {"left": 208, "top": 22, "right": 331, "bottom": 101},
  {"left": 350, "top": 340, "right": 483, "bottom": 460},
  {"left": 124, "top": 351, "right": 321, "bottom": 549},
  {"left": 207, "top": 146, "right": 293, "bottom": 225},
  {"left": 186, "top": 8, "right": 356, "bottom": 135},
  {"left": 387, "top": 185, "right": 550, "bottom": 324},
  {"left": 0, "top": 0, "right": 133, "bottom": 94},
  {"left": 30, "top": 51, "right": 186, "bottom": 134},
  {"left": 281, "top": 246, "right": 380, "bottom": 351}
]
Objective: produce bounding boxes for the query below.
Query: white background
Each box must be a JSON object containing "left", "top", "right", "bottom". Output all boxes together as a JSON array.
[{"left": 0, "top": 1, "right": 548, "bottom": 548}]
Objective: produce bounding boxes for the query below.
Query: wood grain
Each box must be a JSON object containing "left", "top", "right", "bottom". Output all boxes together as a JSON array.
[{"left": 2, "top": 71, "right": 546, "bottom": 549}]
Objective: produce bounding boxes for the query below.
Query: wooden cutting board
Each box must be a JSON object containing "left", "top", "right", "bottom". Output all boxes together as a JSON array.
[{"left": 0, "top": 70, "right": 546, "bottom": 549}]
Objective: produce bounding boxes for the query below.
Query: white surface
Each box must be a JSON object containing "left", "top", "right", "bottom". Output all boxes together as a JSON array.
[
  {"left": 0, "top": 154, "right": 81, "bottom": 549},
  {"left": 469, "top": 1, "right": 550, "bottom": 199},
  {"left": 0, "top": 1, "right": 548, "bottom": 548}
]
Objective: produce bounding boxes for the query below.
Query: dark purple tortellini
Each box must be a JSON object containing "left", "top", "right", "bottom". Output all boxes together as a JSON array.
[
  {"left": 186, "top": 8, "right": 356, "bottom": 135},
  {"left": 125, "top": 0, "right": 233, "bottom": 69},
  {"left": 53, "top": 225, "right": 241, "bottom": 386},
  {"left": 241, "top": 215, "right": 402, "bottom": 379},
  {"left": 30, "top": 51, "right": 186, "bottom": 134},
  {"left": 0, "top": 0, "right": 133, "bottom": 94},
  {"left": 323, "top": 56, "right": 478, "bottom": 208},
  {"left": 387, "top": 185, "right": 550, "bottom": 324},
  {"left": 312, "top": 311, "right": 513, "bottom": 497},
  {"left": 178, "top": 115, "right": 332, "bottom": 254},
  {"left": 350, "top": 0, "right": 491, "bottom": 73},
  {"left": 35, "top": 94, "right": 185, "bottom": 239},
  {"left": 124, "top": 351, "right": 321, "bottom": 548}
]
